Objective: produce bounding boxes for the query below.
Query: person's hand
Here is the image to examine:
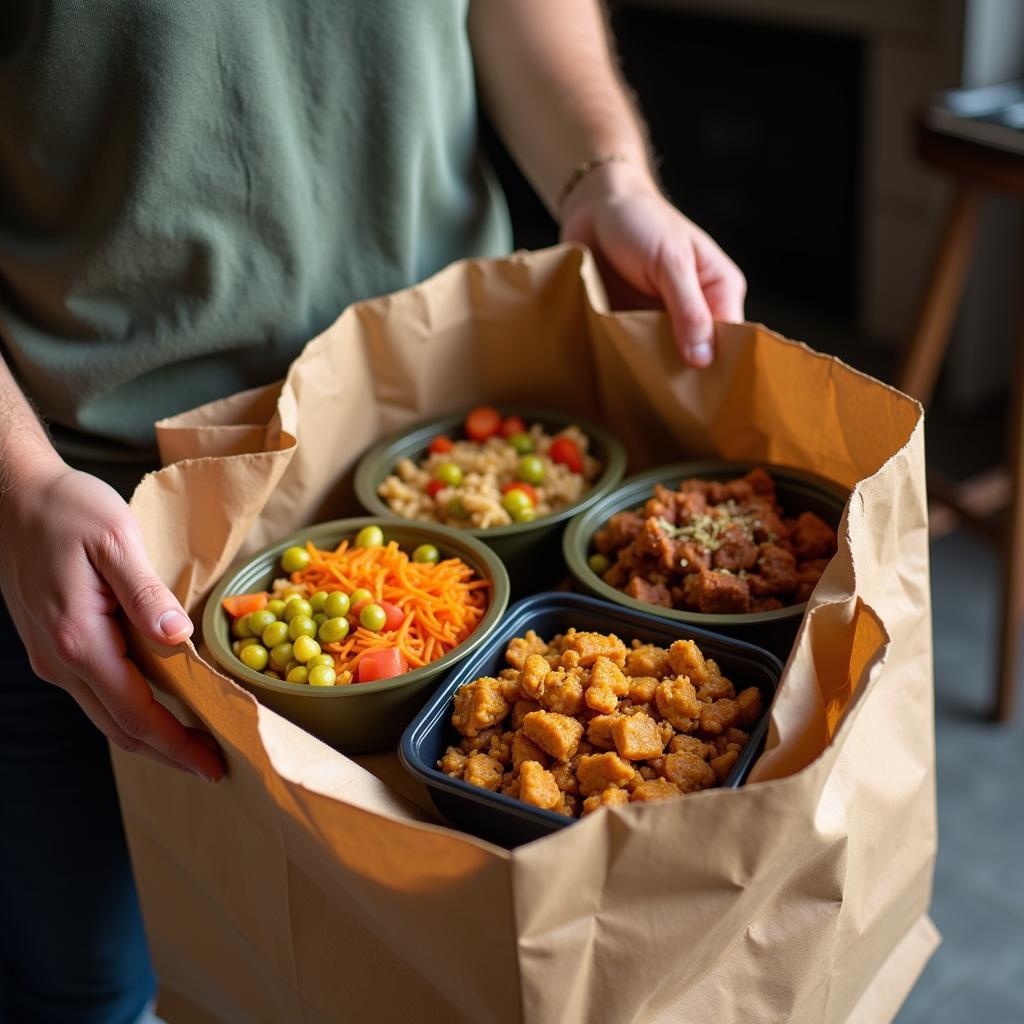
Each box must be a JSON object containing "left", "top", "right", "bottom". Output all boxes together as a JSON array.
[
  {"left": 0, "top": 457, "right": 224, "bottom": 781},
  {"left": 560, "top": 162, "right": 746, "bottom": 367}
]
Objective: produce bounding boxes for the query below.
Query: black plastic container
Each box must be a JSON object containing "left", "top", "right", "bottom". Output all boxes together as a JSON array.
[{"left": 400, "top": 592, "right": 784, "bottom": 848}]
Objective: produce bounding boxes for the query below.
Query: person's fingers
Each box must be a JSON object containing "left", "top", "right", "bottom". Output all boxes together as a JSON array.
[
  {"left": 695, "top": 235, "right": 746, "bottom": 324},
  {"left": 87, "top": 519, "right": 194, "bottom": 645},
  {"left": 51, "top": 612, "right": 223, "bottom": 781},
  {"left": 652, "top": 240, "right": 716, "bottom": 367}
]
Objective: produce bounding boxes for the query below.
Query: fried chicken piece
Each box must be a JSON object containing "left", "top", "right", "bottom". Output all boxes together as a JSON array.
[
  {"left": 655, "top": 676, "right": 701, "bottom": 731},
  {"left": 511, "top": 729, "right": 549, "bottom": 771},
  {"left": 593, "top": 510, "right": 645, "bottom": 554},
  {"left": 668, "top": 734, "right": 716, "bottom": 760},
  {"left": 576, "top": 751, "right": 636, "bottom": 796},
  {"left": 562, "top": 630, "right": 628, "bottom": 668},
  {"left": 522, "top": 710, "right": 584, "bottom": 762},
  {"left": 694, "top": 569, "right": 751, "bottom": 614},
  {"left": 459, "top": 726, "right": 501, "bottom": 755},
  {"left": 463, "top": 753, "right": 504, "bottom": 791},
  {"left": 438, "top": 746, "right": 467, "bottom": 778},
  {"left": 560, "top": 793, "right": 581, "bottom": 817},
  {"left": 627, "top": 675, "right": 661, "bottom": 705},
  {"left": 697, "top": 669, "right": 736, "bottom": 702},
  {"left": 630, "top": 778, "right": 681, "bottom": 802},
  {"left": 510, "top": 698, "right": 541, "bottom": 729},
  {"left": 667, "top": 639, "right": 710, "bottom": 686},
  {"left": 505, "top": 631, "right": 549, "bottom": 670},
  {"left": 452, "top": 677, "right": 510, "bottom": 738},
  {"left": 500, "top": 773, "right": 521, "bottom": 798},
  {"left": 791, "top": 511, "right": 838, "bottom": 561},
  {"left": 518, "top": 761, "right": 562, "bottom": 811},
  {"left": 488, "top": 732, "right": 513, "bottom": 767},
  {"left": 661, "top": 751, "right": 717, "bottom": 793},
  {"left": 585, "top": 656, "right": 630, "bottom": 713},
  {"left": 560, "top": 649, "right": 582, "bottom": 670},
  {"left": 713, "top": 524, "right": 759, "bottom": 572},
  {"left": 499, "top": 673, "right": 522, "bottom": 703},
  {"left": 736, "top": 687, "right": 764, "bottom": 727},
  {"left": 518, "top": 653, "right": 550, "bottom": 700},
  {"left": 581, "top": 787, "right": 631, "bottom": 815},
  {"left": 586, "top": 714, "right": 619, "bottom": 751},
  {"left": 625, "top": 643, "right": 672, "bottom": 679},
  {"left": 538, "top": 668, "right": 586, "bottom": 716},
  {"left": 711, "top": 750, "right": 740, "bottom": 783},
  {"left": 611, "top": 713, "right": 666, "bottom": 760},
  {"left": 625, "top": 575, "right": 673, "bottom": 608},
  {"left": 699, "top": 698, "right": 741, "bottom": 735},
  {"left": 550, "top": 759, "right": 579, "bottom": 795}
]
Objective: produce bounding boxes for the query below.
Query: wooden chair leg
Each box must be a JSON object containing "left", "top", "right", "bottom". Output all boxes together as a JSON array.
[
  {"left": 898, "top": 186, "right": 982, "bottom": 405},
  {"left": 994, "top": 236, "right": 1024, "bottom": 721}
]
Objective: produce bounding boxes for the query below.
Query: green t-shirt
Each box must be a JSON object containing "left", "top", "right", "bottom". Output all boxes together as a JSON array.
[{"left": 0, "top": 1, "right": 511, "bottom": 455}]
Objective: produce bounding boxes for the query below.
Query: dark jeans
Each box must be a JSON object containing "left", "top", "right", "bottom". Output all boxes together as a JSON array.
[{"left": 0, "top": 596, "right": 155, "bottom": 1022}]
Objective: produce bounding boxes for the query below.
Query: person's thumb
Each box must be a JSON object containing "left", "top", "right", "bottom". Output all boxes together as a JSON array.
[{"left": 90, "top": 521, "right": 194, "bottom": 644}]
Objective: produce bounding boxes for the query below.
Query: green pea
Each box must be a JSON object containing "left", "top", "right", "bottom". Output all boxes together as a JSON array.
[
  {"left": 312, "top": 612, "right": 327, "bottom": 629},
  {"left": 285, "top": 660, "right": 300, "bottom": 674},
  {"left": 231, "top": 613, "right": 255, "bottom": 639},
  {"left": 309, "top": 590, "right": 329, "bottom": 613},
  {"left": 350, "top": 588, "right": 373, "bottom": 607},
  {"left": 307, "top": 654, "right": 335, "bottom": 669},
  {"left": 262, "top": 620, "right": 289, "bottom": 648},
  {"left": 517, "top": 455, "right": 545, "bottom": 485},
  {"left": 502, "top": 488, "right": 533, "bottom": 515},
  {"left": 318, "top": 616, "right": 350, "bottom": 644},
  {"left": 292, "top": 635, "right": 321, "bottom": 663},
  {"left": 412, "top": 543, "right": 440, "bottom": 564},
  {"left": 512, "top": 506, "right": 537, "bottom": 523},
  {"left": 239, "top": 643, "right": 269, "bottom": 672},
  {"left": 507, "top": 432, "right": 534, "bottom": 454},
  {"left": 281, "top": 545, "right": 311, "bottom": 573},
  {"left": 266, "top": 598, "right": 287, "bottom": 618},
  {"left": 288, "top": 615, "right": 317, "bottom": 641},
  {"left": 434, "top": 462, "right": 463, "bottom": 487},
  {"left": 355, "top": 525, "right": 384, "bottom": 549},
  {"left": 323, "top": 591, "right": 350, "bottom": 618},
  {"left": 308, "top": 665, "right": 337, "bottom": 687},
  {"left": 232, "top": 637, "right": 260, "bottom": 655},
  {"left": 286, "top": 665, "right": 309, "bottom": 685},
  {"left": 359, "top": 603, "right": 388, "bottom": 632},
  {"left": 283, "top": 597, "right": 313, "bottom": 622},
  {"left": 264, "top": 669, "right": 282, "bottom": 680},
  {"left": 588, "top": 552, "right": 612, "bottom": 576},
  {"left": 248, "top": 609, "right": 277, "bottom": 635},
  {"left": 269, "top": 642, "right": 294, "bottom": 670},
  {"left": 446, "top": 496, "right": 467, "bottom": 519}
]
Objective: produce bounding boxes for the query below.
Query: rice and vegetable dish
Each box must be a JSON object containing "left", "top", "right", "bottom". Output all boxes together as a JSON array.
[
  {"left": 439, "top": 629, "right": 763, "bottom": 818},
  {"left": 378, "top": 406, "right": 601, "bottom": 529},
  {"left": 222, "top": 525, "right": 489, "bottom": 687},
  {"left": 588, "top": 467, "right": 838, "bottom": 615}
]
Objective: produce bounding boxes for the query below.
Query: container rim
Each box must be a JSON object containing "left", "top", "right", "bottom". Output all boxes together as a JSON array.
[
  {"left": 202, "top": 516, "right": 511, "bottom": 698},
  {"left": 353, "top": 405, "right": 628, "bottom": 538}
]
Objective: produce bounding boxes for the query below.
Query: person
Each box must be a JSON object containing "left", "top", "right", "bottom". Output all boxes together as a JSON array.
[{"left": 0, "top": 2, "right": 745, "bottom": 1020}]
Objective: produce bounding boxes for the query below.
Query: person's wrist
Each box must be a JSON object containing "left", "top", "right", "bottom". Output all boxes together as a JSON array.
[
  {"left": 558, "top": 157, "right": 660, "bottom": 236},
  {"left": 0, "top": 435, "right": 66, "bottom": 530}
]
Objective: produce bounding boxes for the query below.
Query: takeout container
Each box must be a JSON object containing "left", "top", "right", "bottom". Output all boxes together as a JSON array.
[
  {"left": 354, "top": 407, "right": 627, "bottom": 595},
  {"left": 562, "top": 462, "right": 850, "bottom": 659},
  {"left": 400, "top": 591, "right": 783, "bottom": 848},
  {"left": 202, "top": 517, "right": 510, "bottom": 753}
]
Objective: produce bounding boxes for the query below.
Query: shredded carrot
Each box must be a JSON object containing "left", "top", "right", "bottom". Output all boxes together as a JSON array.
[{"left": 286, "top": 540, "right": 489, "bottom": 677}]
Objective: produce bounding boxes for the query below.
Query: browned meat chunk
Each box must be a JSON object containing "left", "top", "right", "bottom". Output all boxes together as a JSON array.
[
  {"left": 452, "top": 678, "right": 509, "bottom": 737},
  {"left": 699, "top": 699, "right": 741, "bottom": 735},
  {"left": 625, "top": 643, "right": 673, "bottom": 679},
  {"left": 667, "top": 639, "right": 710, "bottom": 685},
  {"left": 695, "top": 570, "right": 751, "bottom": 614},
  {"left": 438, "top": 746, "right": 468, "bottom": 778},
  {"left": 518, "top": 761, "right": 562, "bottom": 810},
  {"left": 791, "top": 511, "right": 838, "bottom": 561},
  {"left": 713, "top": 524, "right": 759, "bottom": 572},
  {"left": 511, "top": 729, "right": 550, "bottom": 770},
  {"left": 562, "top": 630, "right": 627, "bottom": 667},
  {"left": 593, "top": 511, "right": 645, "bottom": 554},
  {"left": 736, "top": 686, "right": 765, "bottom": 727},
  {"left": 576, "top": 752, "right": 635, "bottom": 796},
  {"left": 661, "top": 751, "right": 717, "bottom": 792},
  {"left": 522, "top": 710, "right": 584, "bottom": 761},
  {"left": 744, "top": 467, "right": 776, "bottom": 496},
  {"left": 463, "top": 753, "right": 504, "bottom": 791},
  {"left": 611, "top": 713, "right": 667, "bottom": 760},
  {"left": 655, "top": 677, "right": 701, "bottom": 731},
  {"left": 625, "top": 575, "right": 672, "bottom": 608}
]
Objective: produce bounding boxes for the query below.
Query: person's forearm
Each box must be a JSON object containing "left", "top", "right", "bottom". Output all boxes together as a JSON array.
[
  {"left": 0, "top": 355, "right": 63, "bottom": 513},
  {"left": 468, "top": 0, "right": 655, "bottom": 216}
]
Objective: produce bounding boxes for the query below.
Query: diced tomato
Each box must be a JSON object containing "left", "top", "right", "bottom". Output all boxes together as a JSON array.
[
  {"left": 500, "top": 415, "right": 526, "bottom": 439},
  {"left": 379, "top": 601, "right": 406, "bottom": 631},
  {"left": 357, "top": 648, "right": 409, "bottom": 683},
  {"left": 465, "top": 406, "right": 502, "bottom": 442},
  {"left": 549, "top": 437, "right": 583, "bottom": 474},
  {"left": 500, "top": 481, "right": 538, "bottom": 505},
  {"left": 429, "top": 435, "right": 454, "bottom": 455},
  {"left": 426, "top": 480, "right": 446, "bottom": 499},
  {"left": 221, "top": 592, "right": 268, "bottom": 618}
]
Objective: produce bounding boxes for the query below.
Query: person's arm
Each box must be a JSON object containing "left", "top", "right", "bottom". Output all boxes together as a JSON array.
[
  {"left": 0, "top": 356, "right": 223, "bottom": 781},
  {"left": 468, "top": 0, "right": 745, "bottom": 366}
]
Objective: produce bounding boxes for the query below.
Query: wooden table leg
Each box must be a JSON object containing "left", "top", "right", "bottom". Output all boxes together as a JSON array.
[
  {"left": 994, "top": 236, "right": 1024, "bottom": 721},
  {"left": 898, "top": 186, "right": 982, "bottom": 405}
]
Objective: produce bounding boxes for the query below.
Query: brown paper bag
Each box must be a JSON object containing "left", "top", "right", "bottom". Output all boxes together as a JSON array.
[{"left": 113, "top": 244, "right": 938, "bottom": 1024}]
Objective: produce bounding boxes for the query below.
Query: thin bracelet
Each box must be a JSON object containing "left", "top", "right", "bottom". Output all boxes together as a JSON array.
[{"left": 557, "top": 154, "right": 629, "bottom": 209}]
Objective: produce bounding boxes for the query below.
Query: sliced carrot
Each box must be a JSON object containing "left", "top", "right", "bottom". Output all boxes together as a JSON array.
[{"left": 221, "top": 592, "right": 268, "bottom": 618}]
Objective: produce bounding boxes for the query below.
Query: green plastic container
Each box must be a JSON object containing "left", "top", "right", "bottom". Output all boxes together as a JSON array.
[
  {"left": 354, "top": 407, "right": 627, "bottom": 595},
  {"left": 563, "top": 462, "right": 850, "bottom": 659},
  {"left": 202, "top": 517, "right": 510, "bottom": 753}
]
